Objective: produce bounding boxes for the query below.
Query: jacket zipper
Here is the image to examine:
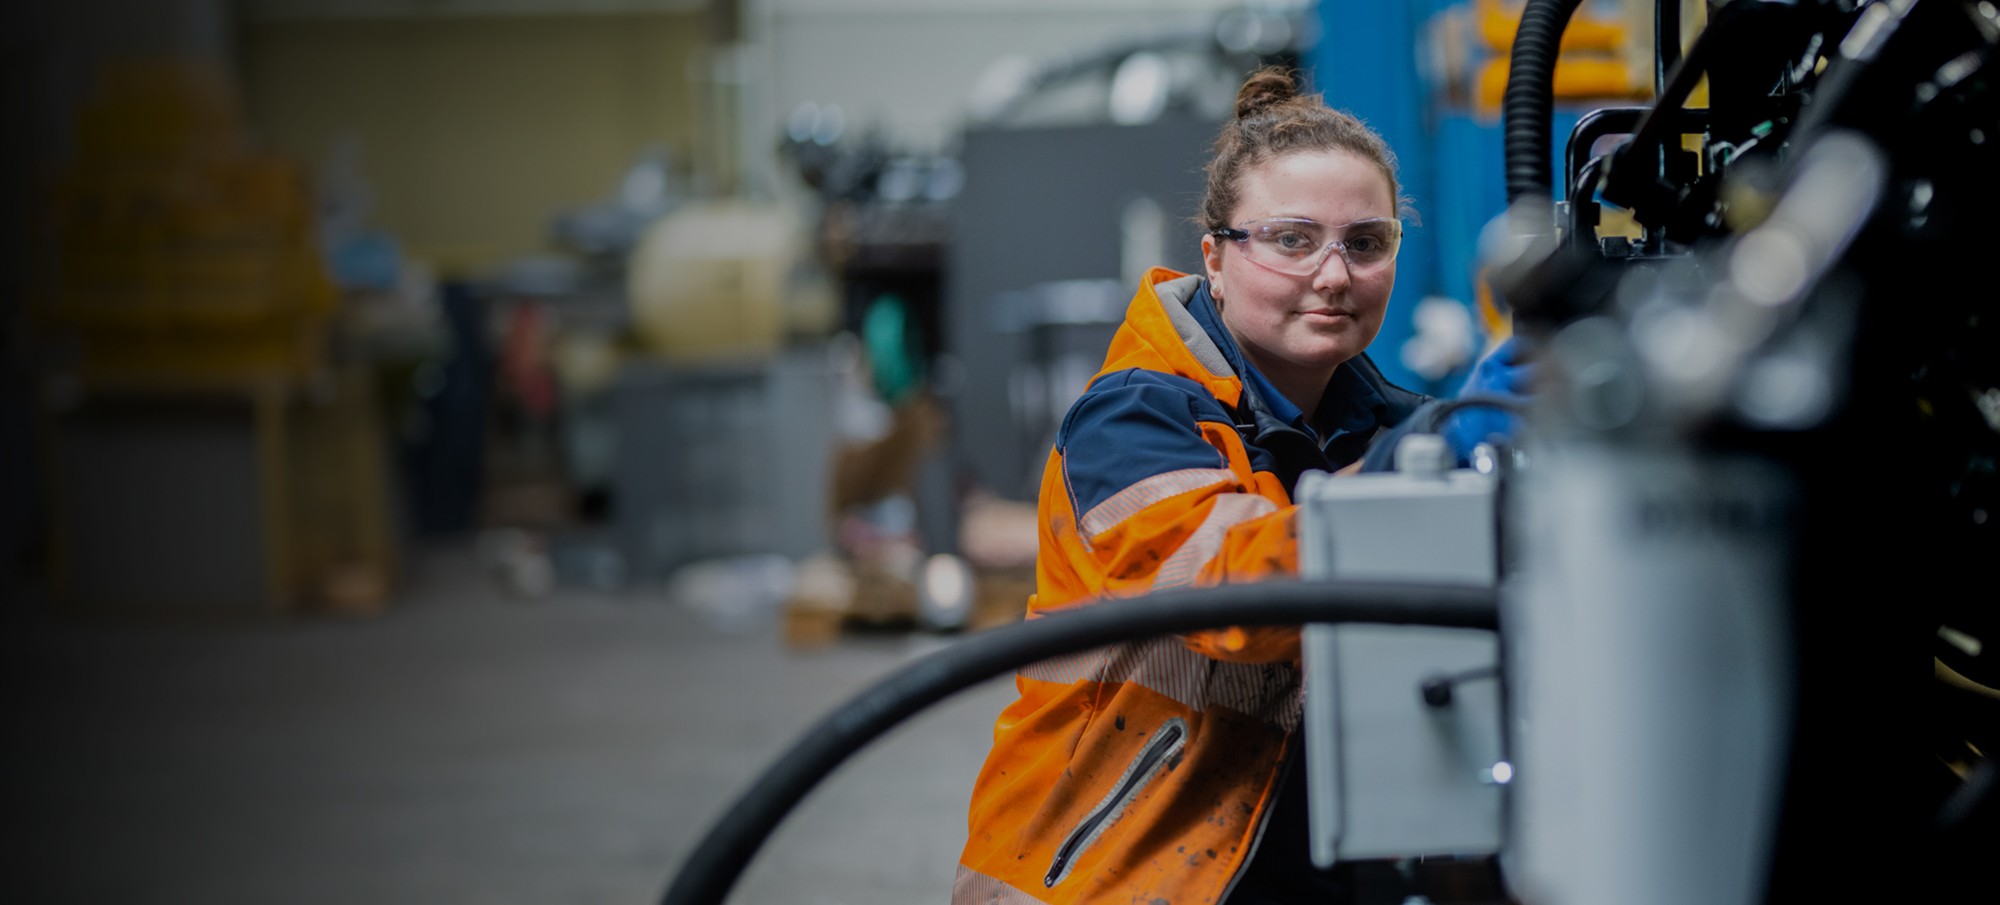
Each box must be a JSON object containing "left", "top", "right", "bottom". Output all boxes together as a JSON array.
[{"left": 1044, "top": 717, "right": 1188, "bottom": 888}]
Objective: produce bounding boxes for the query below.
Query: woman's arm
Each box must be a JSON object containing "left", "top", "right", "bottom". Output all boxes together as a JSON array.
[{"left": 1041, "top": 371, "right": 1304, "bottom": 662}]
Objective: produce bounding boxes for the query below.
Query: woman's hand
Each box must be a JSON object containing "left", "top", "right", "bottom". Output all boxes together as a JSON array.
[{"left": 1440, "top": 336, "right": 1534, "bottom": 461}]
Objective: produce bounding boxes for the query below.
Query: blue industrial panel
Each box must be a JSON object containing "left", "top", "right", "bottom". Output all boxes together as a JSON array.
[
  {"left": 1432, "top": 110, "right": 1582, "bottom": 334},
  {"left": 1432, "top": 114, "right": 1502, "bottom": 337},
  {"left": 1316, "top": 0, "right": 1594, "bottom": 391},
  {"left": 1313, "top": 0, "right": 1439, "bottom": 391}
]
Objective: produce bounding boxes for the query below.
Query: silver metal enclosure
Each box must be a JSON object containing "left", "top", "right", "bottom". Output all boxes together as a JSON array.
[
  {"left": 1505, "top": 444, "right": 1795, "bottom": 905},
  {"left": 1294, "top": 458, "right": 1504, "bottom": 869}
]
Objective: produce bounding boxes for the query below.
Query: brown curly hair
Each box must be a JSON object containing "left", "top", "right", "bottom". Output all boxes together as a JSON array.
[{"left": 1198, "top": 67, "right": 1404, "bottom": 231}]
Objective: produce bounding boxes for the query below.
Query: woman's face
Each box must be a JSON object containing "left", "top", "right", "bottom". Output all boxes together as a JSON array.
[{"left": 1201, "top": 149, "right": 1396, "bottom": 392}]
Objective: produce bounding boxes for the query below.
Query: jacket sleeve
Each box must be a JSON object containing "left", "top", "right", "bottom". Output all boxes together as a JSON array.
[{"left": 1053, "top": 373, "right": 1301, "bottom": 663}]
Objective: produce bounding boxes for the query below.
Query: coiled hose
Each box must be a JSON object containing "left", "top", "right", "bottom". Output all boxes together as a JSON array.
[{"left": 1502, "top": 0, "right": 1587, "bottom": 205}]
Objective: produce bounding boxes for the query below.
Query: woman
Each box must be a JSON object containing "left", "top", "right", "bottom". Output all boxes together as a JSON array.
[{"left": 953, "top": 68, "right": 1522, "bottom": 905}]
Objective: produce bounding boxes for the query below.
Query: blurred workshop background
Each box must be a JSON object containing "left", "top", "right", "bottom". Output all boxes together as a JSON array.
[{"left": 4, "top": 1, "right": 1663, "bottom": 903}]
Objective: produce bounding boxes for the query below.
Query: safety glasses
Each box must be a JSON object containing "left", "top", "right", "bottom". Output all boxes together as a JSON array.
[{"left": 1210, "top": 217, "right": 1403, "bottom": 277}]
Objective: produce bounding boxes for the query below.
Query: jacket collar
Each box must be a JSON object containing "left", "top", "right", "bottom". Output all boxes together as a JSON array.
[
  {"left": 1182, "top": 279, "right": 1390, "bottom": 447},
  {"left": 1097, "top": 267, "right": 1421, "bottom": 456}
]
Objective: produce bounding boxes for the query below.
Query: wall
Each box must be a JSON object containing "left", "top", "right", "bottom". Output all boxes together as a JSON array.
[
  {"left": 740, "top": 0, "right": 1229, "bottom": 192},
  {"left": 237, "top": 1, "right": 1254, "bottom": 265},
  {"left": 240, "top": 11, "right": 706, "bottom": 273},
  {"left": 753, "top": 0, "right": 1222, "bottom": 146}
]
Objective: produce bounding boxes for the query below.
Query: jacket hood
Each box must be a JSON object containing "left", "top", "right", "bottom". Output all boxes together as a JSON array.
[{"left": 1095, "top": 267, "right": 1244, "bottom": 409}]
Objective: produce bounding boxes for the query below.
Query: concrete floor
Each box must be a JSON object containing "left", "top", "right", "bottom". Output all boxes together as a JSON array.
[{"left": 12, "top": 542, "right": 1017, "bottom": 905}]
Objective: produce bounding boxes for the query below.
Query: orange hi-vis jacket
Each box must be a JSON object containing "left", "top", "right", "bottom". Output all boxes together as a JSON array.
[{"left": 955, "top": 269, "right": 1428, "bottom": 904}]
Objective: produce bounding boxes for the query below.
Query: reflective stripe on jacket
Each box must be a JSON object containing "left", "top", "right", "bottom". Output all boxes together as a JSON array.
[{"left": 955, "top": 268, "right": 1427, "bottom": 904}]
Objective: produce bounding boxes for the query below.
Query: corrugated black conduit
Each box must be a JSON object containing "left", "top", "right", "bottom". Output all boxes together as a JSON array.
[
  {"left": 658, "top": 580, "right": 1498, "bottom": 905},
  {"left": 1502, "top": 0, "right": 1588, "bottom": 205}
]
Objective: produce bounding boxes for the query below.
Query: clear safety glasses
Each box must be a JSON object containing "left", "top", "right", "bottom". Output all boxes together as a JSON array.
[{"left": 1210, "top": 217, "right": 1404, "bottom": 277}]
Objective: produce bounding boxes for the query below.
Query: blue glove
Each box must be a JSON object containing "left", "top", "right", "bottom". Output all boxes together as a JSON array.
[{"left": 1439, "top": 336, "right": 1534, "bottom": 462}]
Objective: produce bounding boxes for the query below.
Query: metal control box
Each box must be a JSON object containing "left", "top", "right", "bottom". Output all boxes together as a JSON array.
[{"left": 1294, "top": 462, "right": 1504, "bottom": 867}]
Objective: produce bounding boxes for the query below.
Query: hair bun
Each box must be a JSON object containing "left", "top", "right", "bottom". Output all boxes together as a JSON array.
[{"left": 1234, "top": 67, "right": 1300, "bottom": 120}]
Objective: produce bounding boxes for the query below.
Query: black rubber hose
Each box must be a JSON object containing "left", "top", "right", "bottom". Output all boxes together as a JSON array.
[
  {"left": 1427, "top": 394, "right": 1532, "bottom": 434},
  {"left": 1503, "top": 0, "right": 1587, "bottom": 205},
  {"left": 1563, "top": 106, "right": 1647, "bottom": 201},
  {"left": 1599, "top": 24, "right": 1723, "bottom": 213},
  {"left": 658, "top": 580, "right": 1498, "bottom": 905},
  {"left": 1784, "top": 0, "right": 1916, "bottom": 145},
  {"left": 1567, "top": 156, "right": 1605, "bottom": 253},
  {"left": 1655, "top": 0, "right": 1682, "bottom": 97}
]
